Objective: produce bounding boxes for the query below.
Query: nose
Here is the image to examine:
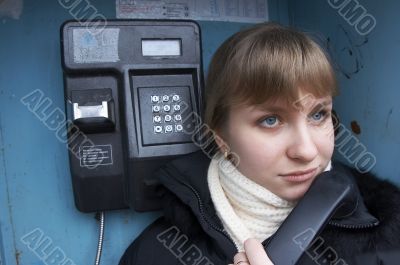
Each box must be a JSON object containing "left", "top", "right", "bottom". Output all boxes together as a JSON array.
[{"left": 286, "top": 124, "right": 318, "bottom": 162}]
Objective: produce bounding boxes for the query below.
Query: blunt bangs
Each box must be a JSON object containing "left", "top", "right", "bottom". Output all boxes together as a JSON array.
[{"left": 227, "top": 26, "right": 338, "bottom": 107}]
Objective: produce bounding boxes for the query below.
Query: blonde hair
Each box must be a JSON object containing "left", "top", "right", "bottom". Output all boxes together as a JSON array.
[{"left": 204, "top": 22, "right": 338, "bottom": 132}]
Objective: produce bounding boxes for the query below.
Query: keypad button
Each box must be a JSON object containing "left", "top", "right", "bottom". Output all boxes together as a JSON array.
[
  {"left": 165, "top": 125, "right": 173, "bottom": 133},
  {"left": 174, "top": 114, "right": 181, "bottom": 121},
  {"left": 163, "top": 105, "right": 171, "bottom": 112},
  {"left": 162, "top": 95, "right": 169, "bottom": 102},
  {"left": 153, "top": 116, "right": 161, "bottom": 123},
  {"left": 173, "top": 104, "right": 181, "bottom": 111},
  {"left": 164, "top": 115, "right": 172, "bottom": 122},
  {"left": 172, "top": 95, "right": 180, "bottom": 102},
  {"left": 151, "top": 95, "right": 159, "bottom": 103},
  {"left": 154, "top": 126, "right": 163, "bottom": 133},
  {"left": 176, "top": 124, "right": 183, "bottom": 132},
  {"left": 152, "top": 105, "right": 160, "bottom": 113}
]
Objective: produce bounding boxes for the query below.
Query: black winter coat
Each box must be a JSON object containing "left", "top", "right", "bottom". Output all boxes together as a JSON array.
[{"left": 119, "top": 151, "right": 400, "bottom": 265}]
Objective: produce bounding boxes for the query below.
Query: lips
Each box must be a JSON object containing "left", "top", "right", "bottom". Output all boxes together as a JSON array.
[{"left": 279, "top": 168, "right": 318, "bottom": 182}]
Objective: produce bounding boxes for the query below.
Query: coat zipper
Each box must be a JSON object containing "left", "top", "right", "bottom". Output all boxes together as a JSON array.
[{"left": 328, "top": 220, "right": 379, "bottom": 229}]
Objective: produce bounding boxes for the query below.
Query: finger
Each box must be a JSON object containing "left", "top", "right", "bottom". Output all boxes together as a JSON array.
[
  {"left": 244, "top": 238, "right": 274, "bottom": 265},
  {"left": 233, "top": 251, "right": 249, "bottom": 265}
]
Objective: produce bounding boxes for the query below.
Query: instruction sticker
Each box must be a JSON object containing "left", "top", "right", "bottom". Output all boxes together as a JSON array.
[
  {"left": 73, "top": 28, "right": 120, "bottom": 63},
  {"left": 79, "top": 144, "right": 113, "bottom": 167},
  {"left": 116, "top": 0, "right": 268, "bottom": 23}
]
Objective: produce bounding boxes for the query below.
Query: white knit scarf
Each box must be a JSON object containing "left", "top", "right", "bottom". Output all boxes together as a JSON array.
[{"left": 208, "top": 154, "right": 332, "bottom": 251}]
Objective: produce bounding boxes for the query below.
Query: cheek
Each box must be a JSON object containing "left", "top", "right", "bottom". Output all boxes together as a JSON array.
[
  {"left": 227, "top": 127, "right": 285, "bottom": 169},
  {"left": 315, "top": 124, "right": 335, "bottom": 158}
]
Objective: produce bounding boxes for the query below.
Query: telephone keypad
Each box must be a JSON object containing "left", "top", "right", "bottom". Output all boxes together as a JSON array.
[{"left": 150, "top": 93, "right": 185, "bottom": 134}]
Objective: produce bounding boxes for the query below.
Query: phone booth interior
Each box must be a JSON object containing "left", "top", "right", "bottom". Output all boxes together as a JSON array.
[{"left": 1, "top": 1, "right": 400, "bottom": 265}]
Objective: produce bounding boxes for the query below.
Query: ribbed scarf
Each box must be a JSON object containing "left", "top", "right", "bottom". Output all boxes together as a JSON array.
[{"left": 208, "top": 154, "right": 331, "bottom": 251}]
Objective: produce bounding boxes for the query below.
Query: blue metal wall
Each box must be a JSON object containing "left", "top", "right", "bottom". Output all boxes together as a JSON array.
[
  {"left": 288, "top": 0, "right": 400, "bottom": 184},
  {"left": 0, "top": 1, "right": 287, "bottom": 264}
]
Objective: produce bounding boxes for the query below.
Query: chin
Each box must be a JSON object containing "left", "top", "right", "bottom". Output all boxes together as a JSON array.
[{"left": 281, "top": 185, "right": 310, "bottom": 202}]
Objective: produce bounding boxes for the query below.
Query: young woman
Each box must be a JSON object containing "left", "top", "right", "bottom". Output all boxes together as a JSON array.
[{"left": 119, "top": 22, "right": 400, "bottom": 265}]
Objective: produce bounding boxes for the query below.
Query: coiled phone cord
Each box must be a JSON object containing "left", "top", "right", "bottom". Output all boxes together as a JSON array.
[{"left": 95, "top": 211, "right": 105, "bottom": 265}]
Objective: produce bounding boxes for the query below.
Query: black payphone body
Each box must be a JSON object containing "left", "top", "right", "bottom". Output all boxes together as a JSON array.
[{"left": 61, "top": 20, "right": 203, "bottom": 212}]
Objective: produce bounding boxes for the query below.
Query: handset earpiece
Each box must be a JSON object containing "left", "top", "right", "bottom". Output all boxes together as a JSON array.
[{"left": 264, "top": 170, "right": 358, "bottom": 264}]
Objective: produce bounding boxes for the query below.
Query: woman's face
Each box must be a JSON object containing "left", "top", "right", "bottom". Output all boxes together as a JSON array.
[{"left": 219, "top": 90, "right": 334, "bottom": 202}]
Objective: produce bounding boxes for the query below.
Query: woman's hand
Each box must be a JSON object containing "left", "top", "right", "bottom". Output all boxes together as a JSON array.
[{"left": 229, "top": 239, "right": 274, "bottom": 265}]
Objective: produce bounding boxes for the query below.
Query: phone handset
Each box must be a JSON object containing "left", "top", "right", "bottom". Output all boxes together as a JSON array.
[{"left": 264, "top": 170, "right": 358, "bottom": 264}]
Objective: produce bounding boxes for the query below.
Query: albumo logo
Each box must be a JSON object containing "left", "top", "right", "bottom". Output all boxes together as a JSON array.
[{"left": 328, "top": 0, "right": 377, "bottom": 35}]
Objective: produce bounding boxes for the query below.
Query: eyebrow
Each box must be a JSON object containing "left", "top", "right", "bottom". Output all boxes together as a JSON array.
[{"left": 307, "top": 100, "right": 333, "bottom": 109}]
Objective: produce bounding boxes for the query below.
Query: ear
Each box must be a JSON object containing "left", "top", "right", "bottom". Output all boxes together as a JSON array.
[
  {"left": 214, "top": 133, "right": 225, "bottom": 151},
  {"left": 212, "top": 129, "right": 228, "bottom": 153}
]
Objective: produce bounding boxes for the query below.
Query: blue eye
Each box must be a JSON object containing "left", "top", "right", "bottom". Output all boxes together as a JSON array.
[
  {"left": 260, "top": 116, "right": 280, "bottom": 128},
  {"left": 310, "top": 110, "right": 327, "bottom": 122}
]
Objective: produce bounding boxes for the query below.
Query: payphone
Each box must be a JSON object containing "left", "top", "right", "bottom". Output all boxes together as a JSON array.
[{"left": 61, "top": 20, "right": 203, "bottom": 212}]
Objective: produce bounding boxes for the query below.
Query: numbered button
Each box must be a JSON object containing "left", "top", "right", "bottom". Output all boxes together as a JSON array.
[
  {"left": 174, "top": 114, "right": 182, "bottom": 121},
  {"left": 173, "top": 104, "right": 181, "bottom": 111},
  {"left": 151, "top": 96, "right": 159, "bottom": 103},
  {"left": 175, "top": 124, "right": 183, "bottom": 132},
  {"left": 172, "top": 95, "right": 180, "bottom": 102},
  {"left": 152, "top": 105, "right": 160, "bottom": 113},
  {"left": 162, "top": 95, "right": 169, "bottom": 102},
  {"left": 153, "top": 115, "right": 161, "bottom": 123},
  {"left": 163, "top": 105, "right": 171, "bottom": 112},
  {"left": 154, "top": 126, "right": 163, "bottom": 133},
  {"left": 164, "top": 115, "right": 172, "bottom": 122},
  {"left": 165, "top": 125, "right": 173, "bottom": 133}
]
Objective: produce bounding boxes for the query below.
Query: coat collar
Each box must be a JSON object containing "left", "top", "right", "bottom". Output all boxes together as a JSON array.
[{"left": 327, "top": 161, "right": 380, "bottom": 229}]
